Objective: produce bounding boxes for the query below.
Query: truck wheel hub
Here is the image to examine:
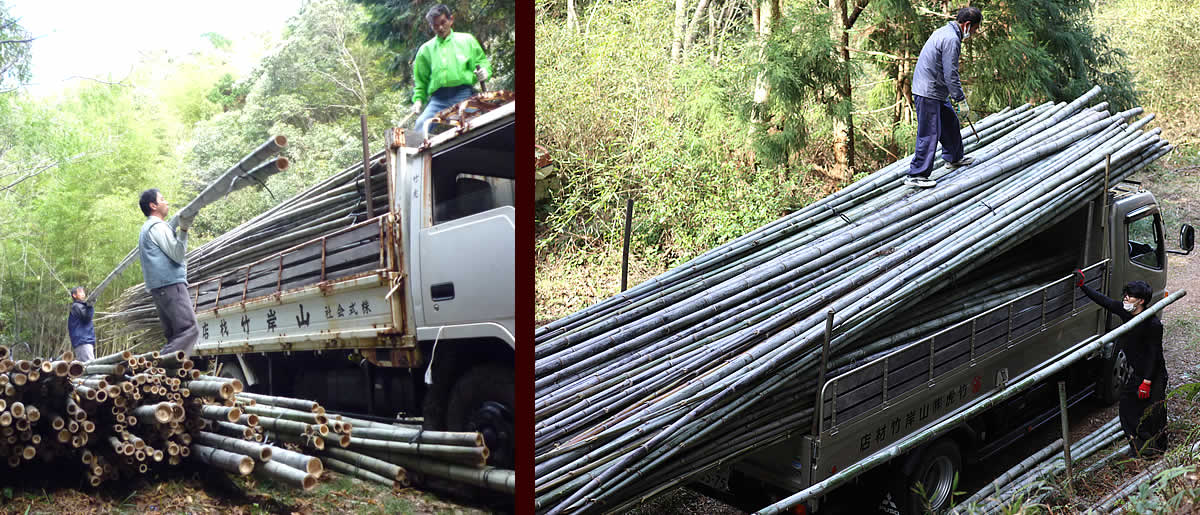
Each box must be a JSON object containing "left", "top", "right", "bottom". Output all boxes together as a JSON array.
[{"left": 469, "top": 400, "right": 513, "bottom": 467}]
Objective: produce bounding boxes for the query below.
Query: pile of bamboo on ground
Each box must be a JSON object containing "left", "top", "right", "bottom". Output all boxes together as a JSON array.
[
  {"left": 0, "top": 345, "right": 317, "bottom": 488},
  {"left": 214, "top": 389, "right": 515, "bottom": 494},
  {"left": 100, "top": 147, "right": 389, "bottom": 339},
  {"left": 534, "top": 86, "right": 1174, "bottom": 513},
  {"left": 951, "top": 416, "right": 1125, "bottom": 513}
]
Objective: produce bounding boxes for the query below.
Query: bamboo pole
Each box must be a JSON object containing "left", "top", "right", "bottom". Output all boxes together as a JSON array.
[{"left": 190, "top": 444, "right": 255, "bottom": 476}]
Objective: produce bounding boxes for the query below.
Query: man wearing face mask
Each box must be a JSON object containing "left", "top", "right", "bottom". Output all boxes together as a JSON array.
[
  {"left": 905, "top": 6, "right": 982, "bottom": 188},
  {"left": 1077, "top": 275, "right": 1167, "bottom": 455}
]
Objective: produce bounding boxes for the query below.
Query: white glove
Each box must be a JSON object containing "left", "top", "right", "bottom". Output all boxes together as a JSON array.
[
  {"left": 961, "top": 101, "right": 970, "bottom": 116},
  {"left": 177, "top": 214, "right": 194, "bottom": 232},
  {"left": 411, "top": 102, "right": 422, "bottom": 116},
  {"left": 474, "top": 66, "right": 487, "bottom": 84}
]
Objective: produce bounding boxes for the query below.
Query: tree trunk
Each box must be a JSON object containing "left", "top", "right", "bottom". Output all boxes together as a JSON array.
[
  {"left": 671, "top": 0, "right": 688, "bottom": 63},
  {"left": 750, "top": 0, "right": 779, "bottom": 119},
  {"left": 566, "top": 0, "right": 579, "bottom": 32},
  {"left": 683, "top": 0, "right": 712, "bottom": 54},
  {"left": 829, "top": 0, "right": 853, "bottom": 181}
]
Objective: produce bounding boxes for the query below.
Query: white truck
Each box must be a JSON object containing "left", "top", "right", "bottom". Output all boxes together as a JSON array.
[{"left": 184, "top": 99, "right": 515, "bottom": 469}]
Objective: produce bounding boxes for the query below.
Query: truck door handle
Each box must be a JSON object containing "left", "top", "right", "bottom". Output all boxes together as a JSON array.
[{"left": 431, "top": 282, "right": 455, "bottom": 301}]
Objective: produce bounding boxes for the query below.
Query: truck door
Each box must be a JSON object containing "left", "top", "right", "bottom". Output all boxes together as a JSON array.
[
  {"left": 1110, "top": 192, "right": 1167, "bottom": 303},
  {"left": 416, "top": 123, "right": 515, "bottom": 330}
]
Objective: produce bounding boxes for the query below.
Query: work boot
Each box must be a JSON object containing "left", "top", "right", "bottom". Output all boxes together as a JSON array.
[
  {"left": 903, "top": 176, "right": 936, "bottom": 188},
  {"left": 945, "top": 157, "right": 974, "bottom": 169}
]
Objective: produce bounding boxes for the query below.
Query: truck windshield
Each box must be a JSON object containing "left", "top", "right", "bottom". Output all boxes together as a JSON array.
[{"left": 1127, "top": 213, "right": 1164, "bottom": 269}]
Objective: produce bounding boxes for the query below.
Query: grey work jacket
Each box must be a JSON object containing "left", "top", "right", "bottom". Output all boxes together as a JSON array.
[{"left": 912, "top": 22, "right": 966, "bottom": 103}]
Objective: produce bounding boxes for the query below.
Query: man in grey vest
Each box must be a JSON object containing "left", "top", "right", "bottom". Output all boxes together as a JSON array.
[
  {"left": 138, "top": 189, "right": 198, "bottom": 358},
  {"left": 905, "top": 6, "right": 982, "bottom": 188}
]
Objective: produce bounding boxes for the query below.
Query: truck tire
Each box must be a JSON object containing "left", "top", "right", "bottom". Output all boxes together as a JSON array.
[
  {"left": 890, "top": 439, "right": 961, "bottom": 514},
  {"left": 1099, "top": 347, "right": 1133, "bottom": 405},
  {"left": 446, "top": 363, "right": 514, "bottom": 469}
]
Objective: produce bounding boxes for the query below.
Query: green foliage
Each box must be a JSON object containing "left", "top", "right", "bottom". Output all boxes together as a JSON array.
[
  {"left": 351, "top": 0, "right": 515, "bottom": 90},
  {"left": 184, "top": 0, "right": 406, "bottom": 237},
  {"left": 1096, "top": 0, "right": 1200, "bottom": 156},
  {"left": 0, "top": 0, "right": 32, "bottom": 91},
  {"left": 536, "top": 0, "right": 819, "bottom": 266},
  {"left": 207, "top": 73, "right": 250, "bottom": 112},
  {"left": 751, "top": 6, "right": 849, "bottom": 167},
  {"left": 1124, "top": 465, "right": 1199, "bottom": 513},
  {"left": 0, "top": 83, "right": 179, "bottom": 355}
]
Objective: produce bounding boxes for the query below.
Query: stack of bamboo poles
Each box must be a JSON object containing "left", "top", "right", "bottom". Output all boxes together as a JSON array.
[
  {"left": 100, "top": 147, "right": 389, "bottom": 339},
  {"left": 535, "top": 86, "right": 1174, "bottom": 513},
  {"left": 951, "top": 417, "right": 1125, "bottom": 513},
  {"left": 208, "top": 388, "right": 514, "bottom": 494}
]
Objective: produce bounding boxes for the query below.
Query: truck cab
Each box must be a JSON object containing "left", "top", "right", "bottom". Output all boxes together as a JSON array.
[{"left": 189, "top": 95, "right": 515, "bottom": 469}]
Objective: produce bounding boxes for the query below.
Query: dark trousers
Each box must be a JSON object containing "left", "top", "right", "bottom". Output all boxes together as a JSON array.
[
  {"left": 150, "top": 282, "right": 199, "bottom": 358},
  {"left": 1120, "top": 369, "right": 1168, "bottom": 455},
  {"left": 908, "top": 94, "right": 965, "bottom": 178}
]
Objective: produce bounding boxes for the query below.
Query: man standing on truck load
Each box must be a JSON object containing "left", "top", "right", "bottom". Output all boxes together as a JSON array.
[
  {"left": 137, "top": 189, "right": 199, "bottom": 358},
  {"left": 410, "top": 4, "right": 491, "bottom": 135},
  {"left": 67, "top": 286, "right": 96, "bottom": 362},
  {"left": 904, "top": 6, "right": 982, "bottom": 189},
  {"left": 1077, "top": 275, "right": 1168, "bottom": 455}
]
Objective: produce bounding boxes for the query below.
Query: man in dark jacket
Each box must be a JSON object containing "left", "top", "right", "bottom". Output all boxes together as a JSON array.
[
  {"left": 905, "top": 6, "right": 982, "bottom": 188},
  {"left": 67, "top": 286, "right": 96, "bottom": 362},
  {"left": 1078, "top": 276, "right": 1167, "bottom": 455}
]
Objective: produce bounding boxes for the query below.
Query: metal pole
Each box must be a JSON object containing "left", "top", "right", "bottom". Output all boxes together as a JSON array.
[
  {"left": 1058, "top": 381, "right": 1073, "bottom": 494},
  {"left": 812, "top": 310, "right": 835, "bottom": 436},
  {"left": 361, "top": 113, "right": 374, "bottom": 217},
  {"left": 621, "top": 199, "right": 634, "bottom": 292}
]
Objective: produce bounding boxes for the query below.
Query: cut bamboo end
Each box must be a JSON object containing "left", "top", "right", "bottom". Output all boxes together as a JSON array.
[
  {"left": 15, "top": 360, "right": 31, "bottom": 373},
  {"left": 153, "top": 450, "right": 164, "bottom": 462},
  {"left": 83, "top": 421, "right": 95, "bottom": 433},
  {"left": 10, "top": 402, "right": 24, "bottom": 418},
  {"left": 301, "top": 473, "right": 316, "bottom": 490},
  {"left": 21, "top": 446, "right": 35, "bottom": 460},
  {"left": 52, "top": 361, "right": 69, "bottom": 377},
  {"left": 138, "top": 463, "right": 148, "bottom": 474},
  {"left": 40, "top": 361, "right": 52, "bottom": 374},
  {"left": 11, "top": 373, "right": 26, "bottom": 386},
  {"left": 228, "top": 407, "right": 243, "bottom": 423},
  {"left": 95, "top": 390, "right": 107, "bottom": 403},
  {"left": 25, "top": 407, "right": 40, "bottom": 423},
  {"left": 180, "top": 446, "right": 191, "bottom": 458},
  {"left": 88, "top": 475, "right": 102, "bottom": 487}
]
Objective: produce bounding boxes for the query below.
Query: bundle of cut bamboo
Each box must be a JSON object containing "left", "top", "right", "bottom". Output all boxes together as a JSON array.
[
  {"left": 214, "top": 388, "right": 514, "bottom": 494},
  {"left": 535, "top": 87, "right": 1174, "bottom": 513}
]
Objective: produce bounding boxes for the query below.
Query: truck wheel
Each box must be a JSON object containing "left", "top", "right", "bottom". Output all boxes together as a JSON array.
[
  {"left": 894, "top": 439, "right": 961, "bottom": 514},
  {"left": 1099, "top": 347, "right": 1133, "bottom": 405},
  {"left": 446, "top": 363, "right": 514, "bottom": 469}
]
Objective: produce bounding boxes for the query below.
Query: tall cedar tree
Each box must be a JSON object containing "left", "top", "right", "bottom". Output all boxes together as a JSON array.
[{"left": 349, "top": 0, "right": 515, "bottom": 90}]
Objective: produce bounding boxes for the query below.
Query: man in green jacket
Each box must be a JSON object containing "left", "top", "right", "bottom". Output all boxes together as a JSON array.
[{"left": 411, "top": 4, "right": 491, "bottom": 135}]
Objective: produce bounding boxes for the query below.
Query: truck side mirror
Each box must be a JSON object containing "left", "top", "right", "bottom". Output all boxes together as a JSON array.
[{"left": 1171, "top": 224, "right": 1195, "bottom": 255}]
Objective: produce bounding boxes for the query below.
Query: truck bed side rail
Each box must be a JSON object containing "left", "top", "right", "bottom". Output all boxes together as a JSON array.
[
  {"left": 817, "top": 260, "right": 1109, "bottom": 434},
  {"left": 189, "top": 215, "right": 390, "bottom": 313}
]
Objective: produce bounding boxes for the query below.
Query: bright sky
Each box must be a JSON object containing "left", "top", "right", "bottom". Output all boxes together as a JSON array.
[{"left": 8, "top": 0, "right": 304, "bottom": 96}]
